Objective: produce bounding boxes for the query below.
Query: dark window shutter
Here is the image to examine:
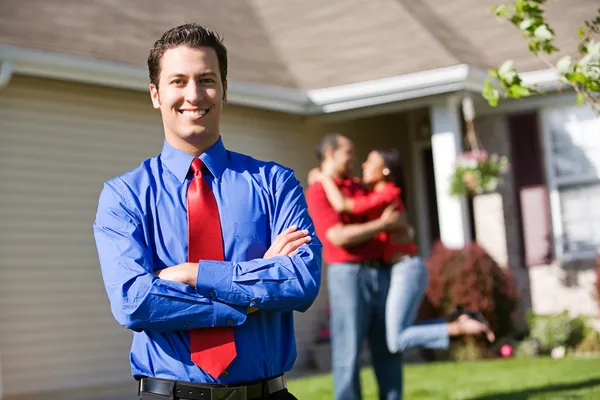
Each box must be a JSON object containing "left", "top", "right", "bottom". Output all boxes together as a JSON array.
[{"left": 508, "top": 112, "right": 553, "bottom": 266}]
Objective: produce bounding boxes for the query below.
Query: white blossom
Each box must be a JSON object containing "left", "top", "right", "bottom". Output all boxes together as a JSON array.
[
  {"left": 498, "top": 60, "right": 517, "bottom": 83},
  {"left": 556, "top": 56, "right": 572, "bottom": 74},
  {"left": 534, "top": 25, "right": 553, "bottom": 41}
]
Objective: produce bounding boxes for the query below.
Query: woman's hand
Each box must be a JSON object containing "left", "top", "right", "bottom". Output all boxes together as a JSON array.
[{"left": 306, "top": 168, "right": 323, "bottom": 186}]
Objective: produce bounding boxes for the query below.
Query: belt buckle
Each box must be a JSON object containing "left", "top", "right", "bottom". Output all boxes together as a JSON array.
[{"left": 212, "top": 386, "right": 247, "bottom": 400}]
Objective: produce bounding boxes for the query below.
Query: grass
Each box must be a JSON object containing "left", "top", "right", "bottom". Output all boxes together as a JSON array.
[{"left": 287, "top": 356, "right": 600, "bottom": 399}]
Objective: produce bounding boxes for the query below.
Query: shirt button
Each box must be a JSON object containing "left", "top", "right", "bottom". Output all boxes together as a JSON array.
[
  {"left": 221, "top": 370, "right": 229, "bottom": 377},
  {"left": 250, "top": 300, "right": 256, "bottom": 306},
  {"left": 209, "top": 291, "right": 216, "bottom": 298},
  {"left": 227, "top": 319, "right": 234, "bottom": 325},
  {"left": 185, "top": 321, "right": 190, "bottom": 325}
]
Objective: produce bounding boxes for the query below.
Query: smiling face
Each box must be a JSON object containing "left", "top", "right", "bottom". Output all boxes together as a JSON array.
[
  {"left": 361, "top": 150, "right": 388, "bottom": 185},
  {"left": 324, "top": 135, "right": 354, "bottom": 178},
  {"left": 149, "top": 45, "right": 227, "bottom": 155}
]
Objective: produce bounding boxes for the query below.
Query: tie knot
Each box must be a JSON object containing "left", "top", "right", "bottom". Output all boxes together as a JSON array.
[{"left": 190, "top": 158, "right": 204, "bottom": 174}]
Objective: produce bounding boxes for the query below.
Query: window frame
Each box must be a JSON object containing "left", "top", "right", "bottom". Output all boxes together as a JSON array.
[{"left": 540, "top": 104, "right": 600, "bottom": 262}]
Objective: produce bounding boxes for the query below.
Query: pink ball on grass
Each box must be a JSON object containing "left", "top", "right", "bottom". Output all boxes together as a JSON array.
[{"left": 500, "top": 344, "right": 513, "bottom": 358}]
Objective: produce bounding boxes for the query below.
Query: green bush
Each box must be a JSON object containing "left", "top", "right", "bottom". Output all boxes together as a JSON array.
[
  {"left": 524, "top": 311, "right": 593, "bottom": 354},
  {"left": 568, "top": 315, "right": 593, "bottom": 348},
  {"left": 526, "top": 311, "right": 572, "bottom": 353},
  {"left": 575, "top": 331, "right": 600, "bottom": 354},
  {"left": 451, "top": 337, "right": 488, "bottom": 361},
  {"left": 515, "top": 338, "right": 540, "bottom": 358}
]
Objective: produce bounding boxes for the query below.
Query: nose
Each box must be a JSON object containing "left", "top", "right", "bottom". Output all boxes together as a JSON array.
[{"left": 184, "top": 80, "right": 205, "bottom": 103}]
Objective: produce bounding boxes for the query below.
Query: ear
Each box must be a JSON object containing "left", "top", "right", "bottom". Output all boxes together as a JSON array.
[
  {"left": 325, "top": 146, "right": 336, "bottom": 159},
  {"left": 222, "top": 80, "right": 228, "bottom": 103},
  {"left": 150, "top": 83, "right": 161, "bottom": 109}
]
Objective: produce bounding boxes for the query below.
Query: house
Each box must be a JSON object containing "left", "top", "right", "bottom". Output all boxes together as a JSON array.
[{"left": 0, "top": 0, "right": 598, "bottom": 398}]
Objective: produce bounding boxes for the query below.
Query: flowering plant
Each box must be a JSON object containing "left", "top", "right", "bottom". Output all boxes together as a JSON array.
[{"left": 449, "top": 150, "right": 509, "bottom": 197}]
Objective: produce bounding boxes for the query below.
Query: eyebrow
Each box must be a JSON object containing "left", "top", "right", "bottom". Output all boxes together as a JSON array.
[{"left": 167, "top": 72, "right": 217, "bottom": 79}]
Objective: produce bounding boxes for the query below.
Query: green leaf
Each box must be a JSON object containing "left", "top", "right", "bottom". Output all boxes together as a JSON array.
[
  {"left": 570, "top": 72, "right": 588, "bottom": 84},
  {"left": 482, "top": 80, "right": 500, "bottom": 107},
  {"left": 577, "top": 92, "right": 584, "bottom": 106},
  {"left": 579, "top": 26, "right": 586, "bottom": 40},
  {"left": 493, "top": 4, "right": 508, "bottom": 17},
  {"left": 509, "top": 84, "right": 531, "bottom": 98}
]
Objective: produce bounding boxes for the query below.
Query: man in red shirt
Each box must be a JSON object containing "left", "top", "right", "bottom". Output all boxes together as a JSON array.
[{"left": 306, "top": 133, "right": 404, "bottom": 400}]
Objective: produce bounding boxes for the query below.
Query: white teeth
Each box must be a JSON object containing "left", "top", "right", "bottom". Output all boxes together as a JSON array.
[{"left": 181, "top": 110, "right": 208, "bottom": 116}]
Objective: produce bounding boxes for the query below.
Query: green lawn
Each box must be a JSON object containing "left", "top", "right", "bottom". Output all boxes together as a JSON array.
[{"left": 287, "top": 357, "right": 600, "bottom": 399}]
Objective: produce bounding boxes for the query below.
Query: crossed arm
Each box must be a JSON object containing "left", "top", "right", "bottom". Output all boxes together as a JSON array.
[{"left": 93, "top": 171, "right": 321, "bottom": 333}]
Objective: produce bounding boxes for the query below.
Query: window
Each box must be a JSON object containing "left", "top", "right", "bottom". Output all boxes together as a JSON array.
[{"left": 542, "top": 104, "right": 600, "bottom": 259}]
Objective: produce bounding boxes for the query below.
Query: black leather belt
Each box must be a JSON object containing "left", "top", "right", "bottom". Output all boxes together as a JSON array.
[
  {"left": 138, "top": 375, "right": 287, "bottom": 400},
  {"left": 361, "top": 259, "right": 390, "bottom": 268}
]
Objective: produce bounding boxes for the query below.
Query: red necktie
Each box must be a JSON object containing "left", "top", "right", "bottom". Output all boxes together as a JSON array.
[{"left": 187, "top": 158, "right": 237, "bottom": 378}]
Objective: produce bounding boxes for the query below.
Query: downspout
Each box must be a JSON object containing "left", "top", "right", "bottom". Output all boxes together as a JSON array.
[{"left": 0, "top": 60, "right": 13, "bottom": 93}]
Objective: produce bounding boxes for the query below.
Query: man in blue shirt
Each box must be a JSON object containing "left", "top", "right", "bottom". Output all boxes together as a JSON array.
[{"left": 93, "top": 23, "right": 322, "bottom": 400}]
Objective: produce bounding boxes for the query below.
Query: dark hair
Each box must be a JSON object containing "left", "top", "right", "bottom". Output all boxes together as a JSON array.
[
  {"left": 148, "top": 23, "right": 228, "bottom": 87},
  {"left": 375, "top": 148, "right": 407, "bottom": 205},
  {"left": 315, "top": 133, "right": 343, "bottom": 163}
]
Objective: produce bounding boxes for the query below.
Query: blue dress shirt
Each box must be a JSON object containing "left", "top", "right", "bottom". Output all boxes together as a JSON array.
[{"left": 93, "top": 137, "right": 322, "bottom": 384}]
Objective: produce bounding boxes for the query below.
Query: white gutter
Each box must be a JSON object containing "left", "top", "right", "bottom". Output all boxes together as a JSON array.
[
  {"left": 520, "top": 68, "right": 563, "bottom": 90},
  {"left": 0, "top": 59, "right": 13, "bottom": 90},
  {"left": 0, "top": 44, "right": 562, "bottom": 115},
  {"left": 306, "top": 64, "right": 494, "bottom": 113},
  {"left": 0, "top": 45, "right": 311, "bottom": 113}
]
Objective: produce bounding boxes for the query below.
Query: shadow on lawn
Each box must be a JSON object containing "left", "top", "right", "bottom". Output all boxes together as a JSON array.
[{"left": 470, "top": 378, "right": 600, "bottom": 400}]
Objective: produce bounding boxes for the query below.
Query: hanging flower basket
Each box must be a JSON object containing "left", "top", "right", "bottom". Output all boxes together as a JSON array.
[{"left": 449, "top": 150, "right": 510, "bottom": 197}]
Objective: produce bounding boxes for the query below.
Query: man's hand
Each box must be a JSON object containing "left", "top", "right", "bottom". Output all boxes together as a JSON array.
[
  {"left": 157, "top": 263, "right": 261, "bottom": 315},
  {"left": 264, "top": 225, "right": 312, "bottom": 259},
  {"left": 246, "top": 226, "right": 311, "bottom": 314},
  {"left": 157, "top": 262, "right": 197, "bottom": 286}
]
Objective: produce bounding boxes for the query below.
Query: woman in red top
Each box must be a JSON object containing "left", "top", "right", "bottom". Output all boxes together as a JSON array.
[{"left": 312, "top": 148, "right": 494, "bottom": 357}]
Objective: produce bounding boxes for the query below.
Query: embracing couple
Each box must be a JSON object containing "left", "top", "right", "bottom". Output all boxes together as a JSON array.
[{"left": 306, "top": 133, "right": 494, "bottom": 400}]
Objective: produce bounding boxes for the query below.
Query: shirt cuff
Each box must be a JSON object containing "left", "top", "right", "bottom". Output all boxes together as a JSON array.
[
  {"left": 196, "top": 260, "right": 234, "bottom": 303},
  {"left": 212, "top": 301, "right": 247, "bottom": 327}
]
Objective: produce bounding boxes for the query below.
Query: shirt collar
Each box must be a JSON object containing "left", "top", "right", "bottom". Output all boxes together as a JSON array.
[{"left": 161, "top": 137, "right": 228, "bottom": 183}]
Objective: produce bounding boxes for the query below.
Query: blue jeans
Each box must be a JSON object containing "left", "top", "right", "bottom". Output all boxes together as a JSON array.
[
  {"left": 385, "top": 256, "right": 449, "bottom": 354},
  {"left": 328, "top": 263, "right": 402, "bottom": 400}
]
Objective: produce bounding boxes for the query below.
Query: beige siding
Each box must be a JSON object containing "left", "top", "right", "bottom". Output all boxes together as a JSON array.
[
  {"left": 0, "top": 76, "right": 163, "bottom": 397},
  {"left": 0, "top": 76, "right": 325, "bottom": 397}
]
